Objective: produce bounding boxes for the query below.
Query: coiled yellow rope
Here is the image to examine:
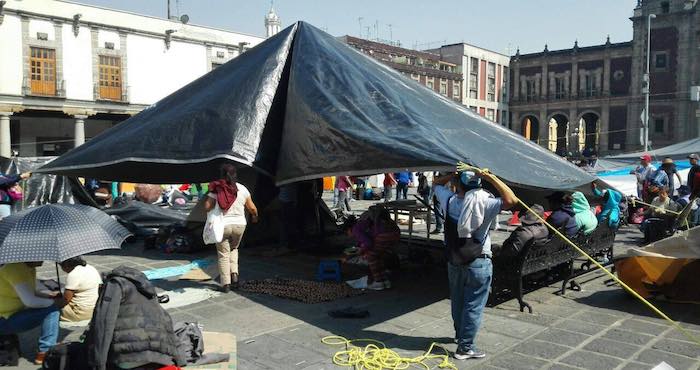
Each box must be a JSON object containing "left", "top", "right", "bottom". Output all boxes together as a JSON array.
[
  {"left": 321, "top": 336, "right": 458, "bottom": 370},
  {"left": 456, "top": 161, "right": 700, "bottom": 346}
]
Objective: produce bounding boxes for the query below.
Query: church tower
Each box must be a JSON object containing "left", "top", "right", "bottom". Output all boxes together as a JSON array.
[{"left": 265, "top": 3, "right": 281, "bottom": 38}]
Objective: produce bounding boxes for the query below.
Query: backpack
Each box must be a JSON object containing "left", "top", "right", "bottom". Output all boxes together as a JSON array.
[{"left": 41, "top": 342, "right": 89, "bottom": 370}]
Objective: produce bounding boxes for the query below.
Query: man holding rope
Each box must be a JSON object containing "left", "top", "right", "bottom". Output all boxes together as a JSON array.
[{"left": 433, "top": 169, "right": 517, "bottom": 360}]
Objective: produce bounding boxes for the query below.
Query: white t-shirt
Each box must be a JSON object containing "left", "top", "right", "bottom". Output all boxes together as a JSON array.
[
  {"left": 64, "top": 264, "right": 102, "bottom": 315},
  {"left": 208, "top": 183, "right": 251, "bottom": 226}
]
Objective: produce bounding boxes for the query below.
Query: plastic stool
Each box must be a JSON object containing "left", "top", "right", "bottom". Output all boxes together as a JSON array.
[{"left": 316, "top": 260, "right": 342, "bottom": 282}]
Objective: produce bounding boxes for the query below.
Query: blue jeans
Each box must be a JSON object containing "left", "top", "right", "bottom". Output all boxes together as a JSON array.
[
  {"left": 448, "top": 258, "right": 492, "bottom": 350},
  {"left": 396, "top": 182, "right": 408, "bottom": 200},
  {"left": 0, "top": 306, "right": 60, "bottom": 352}
]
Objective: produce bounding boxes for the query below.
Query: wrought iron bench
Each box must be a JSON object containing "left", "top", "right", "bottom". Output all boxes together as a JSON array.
[{"left": 494, "top": 222, "right": 616, "bottom": 313}]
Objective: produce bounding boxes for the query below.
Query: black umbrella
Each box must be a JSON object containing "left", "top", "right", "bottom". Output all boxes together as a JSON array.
[
  {"left": 0, "top": 204, "right": 131, "bottom": 265},
  {"left": 36, "top": 22, "right": 593, "bottom": 193}
]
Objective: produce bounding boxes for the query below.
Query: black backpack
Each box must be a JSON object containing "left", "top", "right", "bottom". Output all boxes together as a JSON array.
[{"left": 41, "top": 342, "right": 89, "bottom": 370}]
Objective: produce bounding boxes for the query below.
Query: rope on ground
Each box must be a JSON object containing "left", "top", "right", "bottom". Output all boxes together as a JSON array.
[
  {"left": 456, "top": 161, "right": 700, "bottom": 347},
  {"left": 321, "top": 336, "right": 458, "bottom": 370}
]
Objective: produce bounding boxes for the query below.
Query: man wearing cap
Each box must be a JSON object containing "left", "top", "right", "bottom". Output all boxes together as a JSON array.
[
  {"left": 433, "top": 170, "right": 517, "bottom": 360},
  {"left": 497, "top": 204, "right": 548, "bottom": 257},
  {"left": 688, "top": 154, "right": 700, "bottom": 193},
  {"left": 631, "top": 154, "right": 656, "bottom": 199}
]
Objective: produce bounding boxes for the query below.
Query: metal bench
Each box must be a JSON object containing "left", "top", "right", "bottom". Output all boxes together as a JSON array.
[{"left": 494, "top": 222, "right": 616, "bottom": 313}]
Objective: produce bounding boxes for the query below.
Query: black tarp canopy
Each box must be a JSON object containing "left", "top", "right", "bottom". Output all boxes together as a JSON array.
[{"left": 38, "top": 22, "right": 594, "bottom": 192}]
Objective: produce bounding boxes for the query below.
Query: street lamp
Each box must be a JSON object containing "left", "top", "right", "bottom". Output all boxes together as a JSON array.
[{"left": 643, "top": 13, "right": 656, "bottom": 152}]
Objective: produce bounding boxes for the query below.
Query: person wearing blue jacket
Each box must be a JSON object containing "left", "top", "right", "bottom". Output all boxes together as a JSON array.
[
  {"left": 394, "top": 172, "right": 413, "bottom": 200},
  {"left": 545, "top": 192, "right": 579, "bottom": 237},
  {"left": 592, "top": 182, "right": 623, "bottom": 229}
]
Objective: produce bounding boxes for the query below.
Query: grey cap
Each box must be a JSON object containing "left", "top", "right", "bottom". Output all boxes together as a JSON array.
[
  {"left": 688, "top": 153, "right": 700, "bottom": 160},
  {"left": 520, "top": 204, "right": 545, "bottom": 225}
]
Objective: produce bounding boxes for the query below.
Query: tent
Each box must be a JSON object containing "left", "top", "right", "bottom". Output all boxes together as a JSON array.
[
  {"left": 616, "top": 226, "right": 700, "bottom": 303},
  {"left": 606, "top": 137, "right": 700, "bottom": 163},
  {"left": 37, "top": 22, "right": 594, "bottom": 195}
]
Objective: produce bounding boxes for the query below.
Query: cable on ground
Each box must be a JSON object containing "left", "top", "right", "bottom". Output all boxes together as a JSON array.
[
  {"left": 456, "top": 161, "right": 700, "bottom": 346},
  {"left": 321, "top": 335, "right": 458, "bottom": 370}
]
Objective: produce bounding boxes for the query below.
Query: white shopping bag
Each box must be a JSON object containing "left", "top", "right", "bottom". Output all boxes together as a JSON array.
[{"left": 203, "top": 203, "right": 225, "bottom": 244}]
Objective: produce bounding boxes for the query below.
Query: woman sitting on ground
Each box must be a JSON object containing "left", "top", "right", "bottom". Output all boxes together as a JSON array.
[
  {"left": 342, "top": 205, "right": 401, "bottom": 291},
  {"left": 59, "top": 256, "right": 102, "bottom": 322}
]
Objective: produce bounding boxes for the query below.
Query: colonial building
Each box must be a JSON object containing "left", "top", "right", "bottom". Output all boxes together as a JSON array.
[
  {"left": 509, "top": 40, "right": 634, "bottom": 156},
  {"left": 509, "top": 0, "right": 700, "bottom": 156},
  {"left": 340, "top": 36, "right": 464, "bottom": 105},
  {"left": 429, "top": 43, "right": 510, "bottom": 126},
  {"left": 0, "top": 0, "right": 267, "bottom": 157}
]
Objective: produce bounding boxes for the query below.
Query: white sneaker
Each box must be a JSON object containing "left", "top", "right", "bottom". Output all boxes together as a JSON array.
[{"left": 367, "top": 281, "right": 386, "bottom": 290}]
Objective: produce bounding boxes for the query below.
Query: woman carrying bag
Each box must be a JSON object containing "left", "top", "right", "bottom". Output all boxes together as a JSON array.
[{"left": 204, "top": 164, "right": 258, "bottom": 293}]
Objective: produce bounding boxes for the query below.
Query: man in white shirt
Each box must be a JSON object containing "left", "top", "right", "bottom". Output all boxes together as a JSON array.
[
  {"left": 632, "top": 154, "right": 656, "bottom": 199},
  {"left": 433, "top": 170, "right": 517, "bottom": 361}
]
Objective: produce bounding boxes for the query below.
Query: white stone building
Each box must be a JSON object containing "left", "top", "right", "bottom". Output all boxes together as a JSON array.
[{"left": 0, "top": 0, "right": 269, "bottom": 157}]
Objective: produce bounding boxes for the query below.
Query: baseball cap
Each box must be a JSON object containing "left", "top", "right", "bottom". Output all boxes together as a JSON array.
[
  {"left": 640, "top": 154, "right": 652, "bottom": 162},
  {"left": 688, "top": 153, "right": 700, "bottom": 160},
  {"left": 459, "top": 172, "right": 482, "bottom": 189}
]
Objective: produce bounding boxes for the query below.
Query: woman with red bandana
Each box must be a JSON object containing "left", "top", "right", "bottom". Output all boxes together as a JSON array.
[{"left": 204, "top": 164, "right": 259, "bottom": 292}]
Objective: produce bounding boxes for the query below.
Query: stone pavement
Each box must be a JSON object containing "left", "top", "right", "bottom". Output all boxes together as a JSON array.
[{"left": 9, "top": 204, "right": 700, "bottom": 369}]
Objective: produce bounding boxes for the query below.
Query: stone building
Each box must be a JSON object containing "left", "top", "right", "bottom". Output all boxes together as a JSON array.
[
  {"left": 509, "top": 40, "right": 634, "bottom": 156},
  {"left": 340, "top": 36, "right": 464, "bottom": 105},
  {"left": 0, "top": 0, "right": 266, "bottom": 157},
  {"left": 509, "top": 0, "right": 700, "bottom": 156}
]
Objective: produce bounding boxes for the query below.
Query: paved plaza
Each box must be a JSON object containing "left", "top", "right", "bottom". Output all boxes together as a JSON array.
[{"left": 9, "top": 196, "right": 700, "bottom": 369}]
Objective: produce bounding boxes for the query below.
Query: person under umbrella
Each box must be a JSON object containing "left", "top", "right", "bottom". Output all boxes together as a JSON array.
[
  {"left": 58, "top": 256, "right": 102, "bottom": 322},
  {"left": 0, "top": 261, "right": 64, "bottom": 365},
  {"left": 0, "top": 203, "right": 130, "bottom": 365}
]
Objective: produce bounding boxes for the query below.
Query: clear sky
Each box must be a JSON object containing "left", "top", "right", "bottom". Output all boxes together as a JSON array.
[{"left": 74, "top": 0, "right": 637, "bottom": 55}]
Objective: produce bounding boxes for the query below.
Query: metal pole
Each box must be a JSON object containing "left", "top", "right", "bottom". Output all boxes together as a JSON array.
[
  {"left": 167, "top": 0, "right": 171, "bottom": 19},
  {"left": 644, "top": 14, "right": 656, "bottom": 152}
]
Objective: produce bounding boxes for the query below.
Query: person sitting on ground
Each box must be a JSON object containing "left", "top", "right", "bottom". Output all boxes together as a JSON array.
[
  {"left": 572, "top": 191, "right": 597, "bottom": 235},
  {"left": 646, "top": 186, "right": 678, "bottom": 218},
  {"left": 59, "top": 256, "right": 102, "bottom": 322},
  {"left": 640, "top": 186, "right": 678, "bottom": 233},
  {"left": 0, "top": 262, "right": 63, "bottom": 365},
  {"left": 497, "top": 204, "right": 548, "bottom": 258},
  {"left": 545, "top": 192, "right": 579, "bottom": 237},
  {"left": 342, "top": 205, "right": 401, "bottom": 291},
  {"left": 591, "top": 182, "right": 623, "bottom": 229}
]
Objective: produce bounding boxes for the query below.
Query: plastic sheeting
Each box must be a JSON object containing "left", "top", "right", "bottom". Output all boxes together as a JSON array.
[
  {"left": 105, "top": 201, "right": 191, "bottom": 228},
  {"left": 37, "top": 22, "right": 594, "bottom": 192},
  {"left": 0, "top": 156, "right": 84, "bottom": 211},
  {"left": 606, "top": 137, "right": 700, "bottom": 163}
]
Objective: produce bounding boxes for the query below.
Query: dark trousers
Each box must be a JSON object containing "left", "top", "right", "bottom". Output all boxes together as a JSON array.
[{"left": 396, "top": 182, "right": 408, "bottom": 200}]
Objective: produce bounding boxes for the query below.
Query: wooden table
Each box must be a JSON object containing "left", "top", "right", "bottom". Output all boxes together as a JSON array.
[{"left": 381, "top": 199, "right": 432, "bottom": 246}]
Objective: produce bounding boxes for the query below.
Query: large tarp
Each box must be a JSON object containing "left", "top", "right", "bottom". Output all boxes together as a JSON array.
[
  {"left": 0, "top": 156, "right": 93, "bottom": 210},
  {"left": 37, "top": 22, "right": 594, "bottom": 192},
  {"left": 606, "top": 137, "right": 700, "bottom": 163}
]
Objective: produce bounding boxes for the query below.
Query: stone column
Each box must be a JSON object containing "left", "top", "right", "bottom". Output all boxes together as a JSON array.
[
  {"left": 600, "top": 103, "right": 610, "bottom": 154},
  {"left": 571, "top": 62, "right": 578, "bottom": 98},
  {"left": 541, "top": 64, "right": 549, "bottom": 99},
  {"left": 539, "top": 110, "right": 548, "bottom": 149},
  {"left": 74, "top": 115, "right": 87, "bottom": 147},
  {"left": 603, "top": 57, "right": 611, "bottom": 96},
  {"left": 513, "top": 66, "right": 520, "bottom": 100},
  {"left": 0, "top": 112, "right": 12, "bottom": 158},
  {"left": 568, "top": 108, "right": 578, "bottom": 154}
]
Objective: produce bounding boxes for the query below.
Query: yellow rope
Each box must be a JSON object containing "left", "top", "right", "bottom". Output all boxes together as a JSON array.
[
  {"left": 456, "top": 161, "right": 700, "bottom": 347},
  {"left": 321, "top": 336, "right": 458, "bottom": 370},
  {"left": 630, "top": 198, "right": 682, "bottom": 216}
]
